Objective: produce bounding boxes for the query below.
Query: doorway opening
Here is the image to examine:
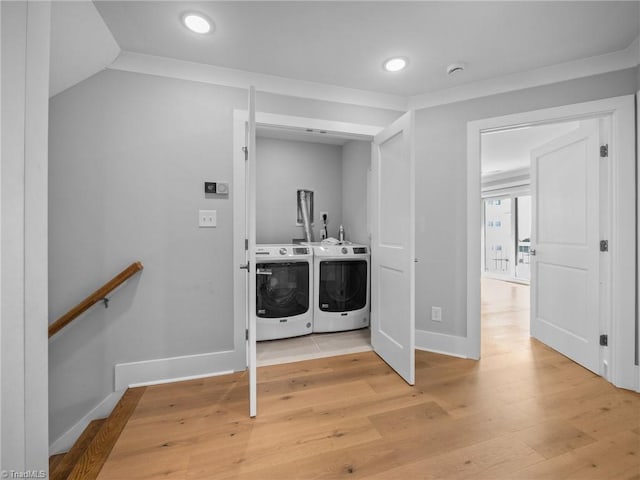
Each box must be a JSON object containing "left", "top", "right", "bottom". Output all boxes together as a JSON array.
[
  {"left": 253, "top": 125, "right": 374, "bottom": 366},
  {"left": 232, "top": 111, "right": 382, "bottom": 369},
  {"left": 468, "top": 95, "right": 636, "bottom": 391},
  {"left": 480, "top": 121, "right": 581, "bottom": 354},
  {"left": 236, "top": 105, "right": 417, "bottom": 417}
]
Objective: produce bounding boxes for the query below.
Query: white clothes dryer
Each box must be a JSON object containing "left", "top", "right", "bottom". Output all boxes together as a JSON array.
[
  {"left": 255, "top": 244, "right": 313, "bottom": 341},
  {"left": 305, "top": 243, "right": 370, "bottom": 333}
]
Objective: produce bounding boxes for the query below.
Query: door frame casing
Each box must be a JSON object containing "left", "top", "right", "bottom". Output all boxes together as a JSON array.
[
  {"left": 1, "top": 1, "right": 51, "bottom": 471},
  {"left": 467, "top": 95, "right": 637, "bottom": 391},
  {"left": 232, "top": 110, "right": 381, "bottom": 370}
]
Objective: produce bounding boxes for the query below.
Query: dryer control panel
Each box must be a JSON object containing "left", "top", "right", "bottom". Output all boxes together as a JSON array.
[{"left": 255, "top": 245, "right": 312, "bottom": 257}]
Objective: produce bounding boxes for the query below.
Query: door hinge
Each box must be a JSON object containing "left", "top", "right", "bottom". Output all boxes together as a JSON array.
[
  {"left": 599, "top": 334, "right": 608, "bottom": 346},
  {"left": 600, "top": 144, "right": 608, "bottom": 158},
  {"left": 246, "top": 329, "right": 249, "bottom": 340},
  {"left": 242, "top": 146, "right": 248, "bottom": 161},
  {"left": 245, "top": 238, "right": 248, "bottom": 251},
  {"left": 600, "top": 240, "right": 609, "bottom": 252}
]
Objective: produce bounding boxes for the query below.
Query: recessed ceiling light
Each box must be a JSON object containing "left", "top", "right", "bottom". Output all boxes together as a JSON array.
[
  {"left": 182, "top": 13, "right": 213, "bottom": 34},
  {"left": 383, "top": 57, "right": 408, "bottom": 72}
]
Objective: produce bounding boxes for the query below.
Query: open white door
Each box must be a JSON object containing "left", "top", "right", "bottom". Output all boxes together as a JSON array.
[
  {"left": 530, "top": 120, "right": 601, "bottom": 374},
  {"left": 371, "top": 111, "right": 415, "bottom": 385},
  {"left": 246, "top": 87, "right": 258, "bottom": 416}
]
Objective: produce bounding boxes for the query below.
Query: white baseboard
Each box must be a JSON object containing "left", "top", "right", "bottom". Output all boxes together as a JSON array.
[
  {"left": 415, "top": 329, "right": 471, "bottom": 359},
  {"left": 49, "top": 389, "right": 125, "bottom": 455},
  {"left": 49, "top": 349, "right": 242, "bottom": 455},
  {"left": 114, "top": 349, "right": 239, "bottom": 391}
]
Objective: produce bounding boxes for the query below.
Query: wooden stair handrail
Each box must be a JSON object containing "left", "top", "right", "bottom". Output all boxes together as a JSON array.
[{"left": 48, "top": 262, "right": 144, "bottom": 338}]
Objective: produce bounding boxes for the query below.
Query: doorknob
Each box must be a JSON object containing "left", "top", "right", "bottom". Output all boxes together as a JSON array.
[
  {"left": 239, "top": 263, "right": 249, "bottom": 270},
  {"left": 530, "top": 249, "right": 536, "bottom": 256}
]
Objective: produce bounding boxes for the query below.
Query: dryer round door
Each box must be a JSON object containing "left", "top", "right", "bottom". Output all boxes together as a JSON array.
[{"left": 256, "top": 262, "right": 310, "bottom": 318}]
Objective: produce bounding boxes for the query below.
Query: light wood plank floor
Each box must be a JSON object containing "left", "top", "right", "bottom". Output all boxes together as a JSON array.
[{"left": 97, "top": 279, "right": 640, "bottom": 479}]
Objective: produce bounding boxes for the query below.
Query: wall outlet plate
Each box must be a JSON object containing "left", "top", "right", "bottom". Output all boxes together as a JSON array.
[{"left": 431, "top": 306, "right": 442, "bottom": 322}]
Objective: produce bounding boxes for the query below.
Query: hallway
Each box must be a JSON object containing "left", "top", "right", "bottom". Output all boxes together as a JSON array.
[
  {"left": 481, "top": 277, "right": 531, "bottom": 363},
  {"left": 94, "top": 279, "right": 640, "bottom": 479}
]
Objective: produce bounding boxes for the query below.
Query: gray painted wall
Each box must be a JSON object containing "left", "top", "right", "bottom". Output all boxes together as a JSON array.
[
  {"left": 414, "top": 67, "right": 638, "bottom": 337},
  {"left": 257, "top": 92, "right": 401, "bottom": 127},
  {"left": 48, "top": 70, "right": 245, "bottom": 443},
  {"left": 48, "top": 68, "right": 400, "bottom": 443},
  {"left": 256, "top": 137, "right": 343, "bottom": 244},
  {"left": 342, "top": 140, "right": 371, "bottom": 245},
  {"left": 255, "top": 137, "right": 370, "bottom": 245}
]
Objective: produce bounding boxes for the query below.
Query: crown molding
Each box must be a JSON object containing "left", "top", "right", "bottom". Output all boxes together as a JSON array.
[
  {"left": 108, "top": 51, "right": 408, "bottom": 112},
  {"left": 107, "top": 37, "right": 638, "bottom": 114},
  {"left": 408, "top": 38, "right": 639, "bottom": 110}
]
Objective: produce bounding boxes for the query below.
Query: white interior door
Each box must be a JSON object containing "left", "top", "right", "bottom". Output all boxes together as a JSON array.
[
  {"left": 371, "top": 111, "right": 415, "bottom": 385},
  {"left": 246, "top": 86, "right": 257, "bottom": 416},
  {"left": 530, "top": 120, "right": 600, "bottom": 374}
]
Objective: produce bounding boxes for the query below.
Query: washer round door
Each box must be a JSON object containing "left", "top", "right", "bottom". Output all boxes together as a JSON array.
[
  {"left": 319, "top": 260, "right": 367, "bottom": 312},
  {"left": 256, "top": 262, "right": 310, "bottom": 318}
]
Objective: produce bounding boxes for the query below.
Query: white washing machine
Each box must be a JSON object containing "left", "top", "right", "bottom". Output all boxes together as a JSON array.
[
  {"left": 255, "top": 244, "right": 313, "bottom": 341},
  {"left": 305, "top": 243, "right": 370, "bottom": 333}
]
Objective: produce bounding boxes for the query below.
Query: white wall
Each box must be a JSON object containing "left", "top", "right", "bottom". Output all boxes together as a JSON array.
[
  {"left": 1, "top": 1, "right": 50, "bottom": 473},
  {"left": 414, "top": 67, "right": 638, "bottom": 339},
  {"left": 48, "top": 68, "right": 400, "bottom": 445},
  {"left": 341, "top": 140, "right": 370, "bottom": 245},
  {"left": 256, "top": 137, "right": 343, "bottom": 243}
]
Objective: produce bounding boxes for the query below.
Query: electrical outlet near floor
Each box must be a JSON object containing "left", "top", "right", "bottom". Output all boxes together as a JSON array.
[{"left": 431, "top": 306, "right": 442, "bottom": 322}]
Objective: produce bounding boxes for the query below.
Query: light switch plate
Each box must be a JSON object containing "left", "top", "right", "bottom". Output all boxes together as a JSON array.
[{"left": 199, "top": 210, "right": 216, "bottom": 227}]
